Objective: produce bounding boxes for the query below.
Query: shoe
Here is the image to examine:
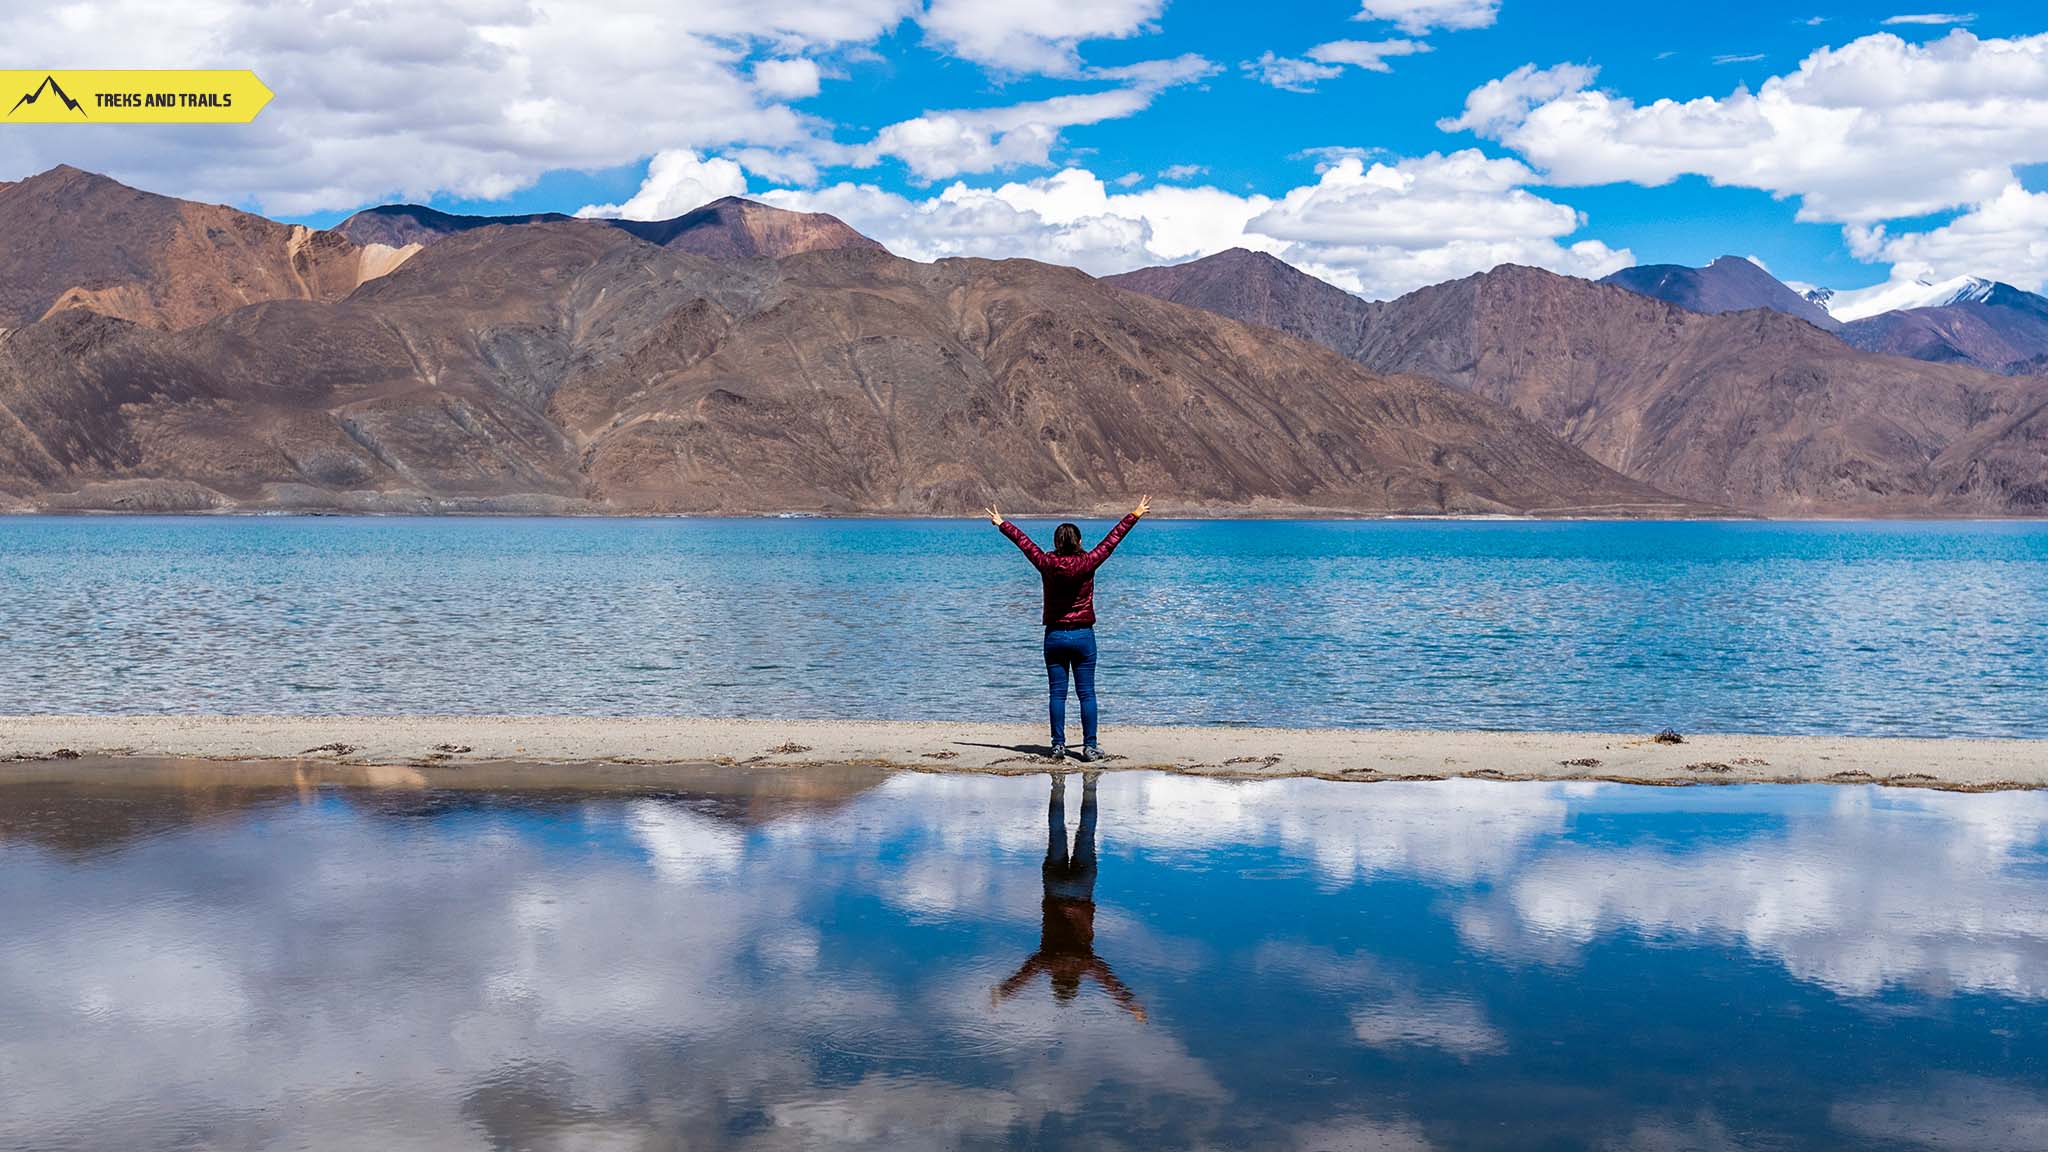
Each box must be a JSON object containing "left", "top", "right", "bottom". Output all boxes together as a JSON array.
[
  {"left": 1049, "top": 743, "right": 1068, "bottom": 760},
  {"left": 1077, "top": 745, "right": 1105, "bottom": 763}
]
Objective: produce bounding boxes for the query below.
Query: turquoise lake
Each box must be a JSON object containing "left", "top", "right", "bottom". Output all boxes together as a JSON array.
[
  {"left": 1, "top": 516, "right": 2044, "bottom": 736},
  {"left": 2, "top": 767, "right": 2044, "bottom": 1150}
]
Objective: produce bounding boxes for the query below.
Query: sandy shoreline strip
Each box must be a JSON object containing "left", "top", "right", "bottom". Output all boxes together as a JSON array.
[{"left": 1, "top": 715, "right": 2041, "bottom": 791}]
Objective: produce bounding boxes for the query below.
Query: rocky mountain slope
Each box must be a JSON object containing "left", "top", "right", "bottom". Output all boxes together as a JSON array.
[
  {"left": 1114, "top": 251, "right": 2048, "bottom": 514},
  {"left": 0, "top": 166, "right": 407, "bottom": 332},
  {"left": 0, "top": 177, "right": 1684, "bottom": 517},
  {"left": 1601, "top": 256, "right": 1839, "bottom": 330}
]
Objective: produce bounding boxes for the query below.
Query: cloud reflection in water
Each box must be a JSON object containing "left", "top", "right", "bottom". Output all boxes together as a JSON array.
[{"left": 1, "top": 769, "right": 2045, "bottom": 1150}]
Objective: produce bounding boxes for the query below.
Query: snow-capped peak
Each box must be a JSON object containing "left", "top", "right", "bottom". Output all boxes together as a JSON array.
[
  {"left": 1812, "top": 272, "right": 1998, "bottom": 322},
  {"left": 1941, "top": 278, "right": 2000, "bottom": 307}
]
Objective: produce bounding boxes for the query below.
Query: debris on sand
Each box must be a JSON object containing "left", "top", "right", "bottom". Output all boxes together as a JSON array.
[
  {"left": 302, "top": 742, "right": 356, "bottom": 755},
  {"left": 922, "top": 750, "right": 959, "bottom": 760},
  {"left": 1561, "top": 757, "right": 1602, "bottom": 768},
  {"left": 1685, "top": 761, "right": 1733, "bottom": 773},
  {"left": 767, "top": 742, "right": 813, "bottom": 755},
  {"left": 1653, "top": 729, "right": 1685, "bottom": 745},
  {"left": 50, "top": 748, "right": 81, "bottom": 760},
  {"left": 434, "top": 743, "right": 472, "bottom": 754}
]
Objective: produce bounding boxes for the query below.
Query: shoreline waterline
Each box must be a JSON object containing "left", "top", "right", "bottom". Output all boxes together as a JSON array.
[
  {"left": 24, "top": 505, "right": 2048, "bottom": 521},
  {"left": 4, "top": 716, "right": 2042, "bottom": 791}
]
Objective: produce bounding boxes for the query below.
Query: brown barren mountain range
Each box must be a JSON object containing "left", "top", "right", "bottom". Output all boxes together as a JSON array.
[
  {"left": 1111, "top": 250, "right": 2048, "bottom": 514},
  {"left": 0, "top": 166, "right": 412, "bottom": 332},
  {"left": 0, "top": 169, "right": 1685, "bottom": 517}
]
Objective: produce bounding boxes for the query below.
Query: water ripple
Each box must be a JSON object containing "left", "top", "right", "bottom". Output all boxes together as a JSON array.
[{"left": 1, "top": 516, "right": 2044, "bottom": 737}]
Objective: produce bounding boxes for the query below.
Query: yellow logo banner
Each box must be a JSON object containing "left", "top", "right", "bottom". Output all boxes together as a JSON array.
[{"left": 2, "top": 71, "right": 272, "bottom": 124}]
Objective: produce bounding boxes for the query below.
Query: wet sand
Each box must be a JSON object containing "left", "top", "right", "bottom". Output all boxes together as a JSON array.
[{"left": 0, "top": 716, "right": 2041, "bottom": 791}]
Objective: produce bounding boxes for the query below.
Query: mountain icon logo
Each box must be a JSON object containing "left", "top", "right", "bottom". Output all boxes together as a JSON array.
[{"left": 8, "top": 75, "right": 86, "bottom": 118}]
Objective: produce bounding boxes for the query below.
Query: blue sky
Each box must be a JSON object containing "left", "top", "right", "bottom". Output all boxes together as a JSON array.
[{"left": 5, "top": 0, "right": 2046, "bottom": 299}]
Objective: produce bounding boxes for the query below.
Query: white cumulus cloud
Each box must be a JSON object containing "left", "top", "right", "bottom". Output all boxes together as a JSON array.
[
  {"left": 1450, "top": 29, "right": 2048, "bottom": 290},
  {"left": 842, "top": 55, "right": 1216, "bottom": 181},
  {"left": 1438, "top": 62, "right": 1601, "bottom": 136},
  {"left": 1882, "top": 12, "right": 1977, "bottom": 25},
  {"left": 0, "top": 0, "right": 1196, "bottom": 214},
  {"left": 762, "top": 169, "right": 1275, "bottom": 274},
  {"left": 575, "top": 149, "right": 748, "bottom": 220},
  {"left": 1354, "top": 0, "right": 1500, "bottom": 34},
  {"left": 748, "top": 149, "right": 1629, "bottom": 300},
  {"left": 1848, "top": 183, "right": 2048, "bottom": 293},
  {"left": 1247, "top": 151, "right": 1633, "bottom": 296},
  {"left": 920, "top": 0, "right": 1166, "bottom": 74},
  {"left": 1313, "top": 38, "right": 1434, "bottom": 72},
  {"left": 1242, "top": 53, "right": 1345, "bottom": 93},
  {"left": 1245, "top": 39, "right": 1431, "bottom": 91},
  {"left": 0, "top": 0, "right": 918, "bottom": 215},
  {"left": 1450, "top": 30, "right": 2048, "bottom": 225},
  {"left": 753, "top": 57, "right": 823, "bottom": 99}
]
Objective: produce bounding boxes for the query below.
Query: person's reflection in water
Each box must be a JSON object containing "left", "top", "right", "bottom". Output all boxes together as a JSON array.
[{"left": 993, "top": 770, "right": 1146, "bottom": 1021}]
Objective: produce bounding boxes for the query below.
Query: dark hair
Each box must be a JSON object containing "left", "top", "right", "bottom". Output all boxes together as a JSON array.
[{"left": 1053, "top": 522, "right": 1083, "bottom": 556}]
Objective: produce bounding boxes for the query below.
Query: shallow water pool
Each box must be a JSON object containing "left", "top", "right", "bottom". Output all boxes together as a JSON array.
[{"left": 3, "top": 766, "right": 2045, "bottom": 1149}]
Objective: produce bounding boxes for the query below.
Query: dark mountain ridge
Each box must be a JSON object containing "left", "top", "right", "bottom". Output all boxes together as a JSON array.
[
  {"left": 333, "top": 195, "right": 884, "bottom": 261},
  {"left": 330, "top": 204, "right": 575, "bottom": 248},
  {"left": 1601, "top": 255, "right": 1839, "bottom": 330}
]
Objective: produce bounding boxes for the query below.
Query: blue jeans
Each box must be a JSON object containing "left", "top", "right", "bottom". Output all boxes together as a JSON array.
[{"left": 1044, "top": 626, "right": 1098, "bottom": 746}]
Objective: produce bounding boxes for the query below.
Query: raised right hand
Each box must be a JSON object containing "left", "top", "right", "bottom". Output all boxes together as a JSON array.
[
  {"left": 984, "top": 505, "right": 1004, "bottom": 526},
  {"left": 1132, "top": 494, "right": 1151, "bottom": 519}
]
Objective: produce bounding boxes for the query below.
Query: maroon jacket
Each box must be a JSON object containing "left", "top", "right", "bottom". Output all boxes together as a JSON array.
[{"left": 1000, "top": 514, "right": 1139, "bottom": 628}]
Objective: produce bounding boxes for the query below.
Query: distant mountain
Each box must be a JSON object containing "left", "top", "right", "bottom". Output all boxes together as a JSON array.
[
  {"left": 330, "top": 204, "right": 574, "bottom": 248},
  {"left": 0, "top": 176, "right": 1686, "bottom": 517},
  {"left": 333, "top": 196, "right": 884, "bottom": 261},
  {"left": 1347, "top": 265, "right": 2048, "bottom": 514},
  {"left": 1600, "top": 256, "right": 1839, "bottom": 330},
  {"left": 605, "top": 197, "right": 886, "bottom": 259},
  {"left": 1836, "top": 282, "right": 2048, "bottom": 377},
  {"left": 1111, "top": 251, "right": 2048, "bottom": 514},
  {"left": 1592, "top": 257, "right": 2048, "bottom": 376},
  {"left": 1816, "top": 273, "right": 2005, "bottom": 323},
  {"left": 1105, "top": 248, "right": 1382, "bottom": 358},
  {"left": 0, "top": 166, "right": 402, "bottom": 331}
]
